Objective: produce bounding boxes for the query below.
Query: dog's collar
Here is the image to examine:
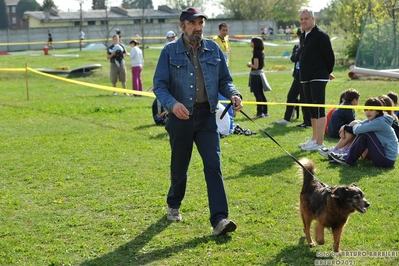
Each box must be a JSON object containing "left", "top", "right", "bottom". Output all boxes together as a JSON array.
[{"left": 319, "top": 181, "right": 332, "bottom": 193}]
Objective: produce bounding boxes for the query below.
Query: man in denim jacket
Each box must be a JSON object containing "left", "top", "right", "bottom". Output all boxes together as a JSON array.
[{"left": 153, "top": 7, "right": 243, "bottom": 236}]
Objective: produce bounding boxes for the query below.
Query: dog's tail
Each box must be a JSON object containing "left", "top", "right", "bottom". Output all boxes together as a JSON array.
[{"left": 298, "top": 158, "right": 316, "bottom": 186}]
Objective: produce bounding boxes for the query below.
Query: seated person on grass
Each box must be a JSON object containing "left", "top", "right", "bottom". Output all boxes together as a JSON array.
[
  {"left": 324, "top": 91, "right": 345, "bottom": 135},
  {"left": 321, "top": 97, "right": 398, "bottom": 168},
  {"left": 325, "top": 88, "right": 360, "bottom": 138},
  {"left": 356, "top": 95, "right": 399, "bottom": 158},
  {"left": 320, "top": 94, "right": 399, "bottom": 158},
  {"left": 387, "top": 91, "right": 399, "bottom": 118},
  {"left": 379, "top": 94, "right": 399, "bottom": 139}
]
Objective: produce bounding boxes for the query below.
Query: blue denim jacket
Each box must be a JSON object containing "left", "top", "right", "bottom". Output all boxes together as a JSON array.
[{"left": 153, "top": 36, "right": 240, "bottom": 114}]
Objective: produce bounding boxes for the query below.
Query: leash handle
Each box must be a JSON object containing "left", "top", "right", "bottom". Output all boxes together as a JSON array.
[{"left": 220, "top": 102, "right": 233, "bottom": 120}]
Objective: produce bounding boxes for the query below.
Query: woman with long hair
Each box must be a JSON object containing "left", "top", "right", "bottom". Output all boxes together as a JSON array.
[
  {"left": 247, "top": 37, "right": 270, "bottom": 118},
  {"left": 330, "top": 97, "right": 398, "bottom": 167},
  {"left": 129, "top": 39, "right": 144, "bottom": 96}
]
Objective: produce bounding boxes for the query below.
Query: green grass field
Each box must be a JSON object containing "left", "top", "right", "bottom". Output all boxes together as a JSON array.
[{"left": 1, "top": 39, "right": 398, "bottom": 265}]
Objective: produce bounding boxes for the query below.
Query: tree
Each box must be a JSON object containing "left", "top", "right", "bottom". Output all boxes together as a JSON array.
[
  {"left": 16, "top": 0, "right": 40, "bottom": 19},
  {"left": 381, "top": 0, "right": 399, "bottom": 66},
  {"left": 0, "top": 0, "right": 9, "bottom": 29},
  {"left": 325, "top": 0, "right": 380, "bottom": 58},
  {"left": 122, "top": 0, "right": 130, "bottom": 9},
  {"left": 220, "top": 0, "right": 266, "bottom": 20},
  {"left": 96, "top": 1, "right": 116, "bottom": 48},
  {"left": 130, "top": 0, "right": 153, "bottom": 9},
  {"left": 92, "top": 0, "right": 106, "bottom": 10},
  {"left": 271, "top": 0, "right": 309, "bottom": 23},
  {"left": 40, "top": 0, "right": 57, "bottom": 11},
  {"left": 220, "top": 0, "right": 306, "bottom": 22},
  {"left": 322, "top": 0, "right": 399, "bottom": 66},
  {"left": 165, "top": 0, "right": 207, "bottom": 12}
]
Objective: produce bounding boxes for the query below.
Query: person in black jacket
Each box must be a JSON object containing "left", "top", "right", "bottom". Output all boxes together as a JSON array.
[
  {"left": 47, "top": 30, "right": 53, "bottom": 49},
  {"left": 297, "top": 8, "right": 335, "bottom": 151},
  {"left": 275, "top": 28, "right": 311, "bottom": 127}
]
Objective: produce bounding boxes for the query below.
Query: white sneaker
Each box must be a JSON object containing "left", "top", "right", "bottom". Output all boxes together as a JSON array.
[
  {"left": 298, "top": 138, "right": 315, "bottom": 148},
  {"left": 167, "top": 207, "right": 182, "bottom": 221},
  {"left": 328, "top": 148, "right": 349, "bottom": 159},
  {"left": 213, "top": 219, "right": 237, "bottom": 236},
  {"left": 318, "top": 146, "right": 337, "bottom": 157},
  {"left": 330, "top": 152, "right": 350, "bottom": 166},
  {"left": 302, "top": 143, "right": 324, "bottom": 151},
  {"left": 275, "top": 119, "right": 290, "bottom": 124}
]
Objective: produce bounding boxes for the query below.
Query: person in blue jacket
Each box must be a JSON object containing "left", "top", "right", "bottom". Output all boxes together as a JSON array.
[
  {"left": 153, "top": 8, "right": 243, "bottom": 236},
  {"left": 330, "top": 97, "right": 398, "bottom": 167}
]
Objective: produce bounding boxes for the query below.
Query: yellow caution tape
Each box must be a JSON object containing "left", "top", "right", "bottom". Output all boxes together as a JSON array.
[{"left": 1, "top": 67, "right": 399, "bottom": 111}]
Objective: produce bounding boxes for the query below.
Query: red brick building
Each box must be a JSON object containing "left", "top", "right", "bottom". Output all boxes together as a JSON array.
[{"left": 5, "top": 0, "right": 28, "bottom": 29}]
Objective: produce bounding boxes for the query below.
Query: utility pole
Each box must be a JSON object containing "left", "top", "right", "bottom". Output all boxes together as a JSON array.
[{"left": 79, "top": 0, "right": 83, "bottom": 51}]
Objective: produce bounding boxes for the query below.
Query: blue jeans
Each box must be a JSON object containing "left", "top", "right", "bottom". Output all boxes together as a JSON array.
[{"left": 165, "top": 108, "right": 228, "bottom": 227}]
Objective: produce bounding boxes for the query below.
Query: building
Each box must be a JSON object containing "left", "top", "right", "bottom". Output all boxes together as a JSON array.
[
  {"left": 0, "top": 4, "right": 274, "bottom": 52},
  {"left": 23, "top": 6, "right": 180, "bottom": 29},
  {"left": 5, "top": 0, "right": 28, "bottom": 29}
]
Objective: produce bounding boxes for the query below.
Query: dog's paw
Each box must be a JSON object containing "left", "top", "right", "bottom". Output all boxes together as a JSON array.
[{"left": 309, "top": 242, "right": 316, "bottom": 248}]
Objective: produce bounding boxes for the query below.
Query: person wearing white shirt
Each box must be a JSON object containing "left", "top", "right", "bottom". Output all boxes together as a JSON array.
[
  {"left": 79, "top": 30, "right": 85, "bottom": 40},
  {"left": 79, "top": 30, "right": 85, "bottom": 48},
  {"left": 129, "top": 39, "right": 144, "bottom": 96}
]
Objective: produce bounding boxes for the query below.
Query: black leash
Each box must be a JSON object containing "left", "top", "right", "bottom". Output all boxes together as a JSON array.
[{"left": 220, "top": 102, "right": 330, "bottom": 190}]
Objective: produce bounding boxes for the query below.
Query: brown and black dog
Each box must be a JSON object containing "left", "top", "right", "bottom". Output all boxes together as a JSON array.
[{"left": 298, "top": 158, "right": 370, "bottom": 252}]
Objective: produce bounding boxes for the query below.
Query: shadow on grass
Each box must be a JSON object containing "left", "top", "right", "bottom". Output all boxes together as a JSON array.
[
  {"left": 263, "top": 237, "right": 317, "bottom": 265},
  {"left": 326, "top": 160, "right": 396, "bottom": 184},
  {"left": 133, "top": 123, "right": 169, "bottom": 139},
  {"left": 237, "top": 117, "right": 313, "bottom": 140},
  {"left": 133, "top": 123, "right": 163, "bottom": 131},
  {"left": 224, "top": 152, "right": 304, "bottom": 181},
  {"left": 80, "top": 216, "right": 230, "bottom": 265}
]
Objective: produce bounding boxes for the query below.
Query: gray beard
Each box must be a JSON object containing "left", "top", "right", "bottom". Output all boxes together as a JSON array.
[{"left": 184, "top": 32, "right": 202, "bottom": 44}]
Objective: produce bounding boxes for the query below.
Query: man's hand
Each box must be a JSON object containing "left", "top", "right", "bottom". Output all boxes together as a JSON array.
[
  {"left": 231, "top": 95, "right": 243, "bottom": 117},
  {"left": 172, "top": 103, "right": 190, "bottom": 120}
]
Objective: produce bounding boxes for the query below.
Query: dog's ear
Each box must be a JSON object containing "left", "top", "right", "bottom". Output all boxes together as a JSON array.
[{"left": 331, "top": 187, "right": 345, "bottom": 199}]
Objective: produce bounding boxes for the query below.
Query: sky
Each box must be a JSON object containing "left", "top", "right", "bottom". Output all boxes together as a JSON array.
[{"left": 37, "top": 0, "right": 331, "bottom": 13}]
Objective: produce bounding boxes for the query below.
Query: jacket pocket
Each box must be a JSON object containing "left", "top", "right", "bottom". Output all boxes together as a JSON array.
[
  {"left": 205, "top": 58, "right": 221, "bottom": 75},
  {"left": 170, "top": 59, "right": 187, "bottom": 78}
]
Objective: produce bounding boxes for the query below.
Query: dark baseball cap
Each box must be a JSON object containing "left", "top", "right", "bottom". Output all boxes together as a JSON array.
[{"left": 179, "top": 8, "right": 208, "bottom": 22}]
